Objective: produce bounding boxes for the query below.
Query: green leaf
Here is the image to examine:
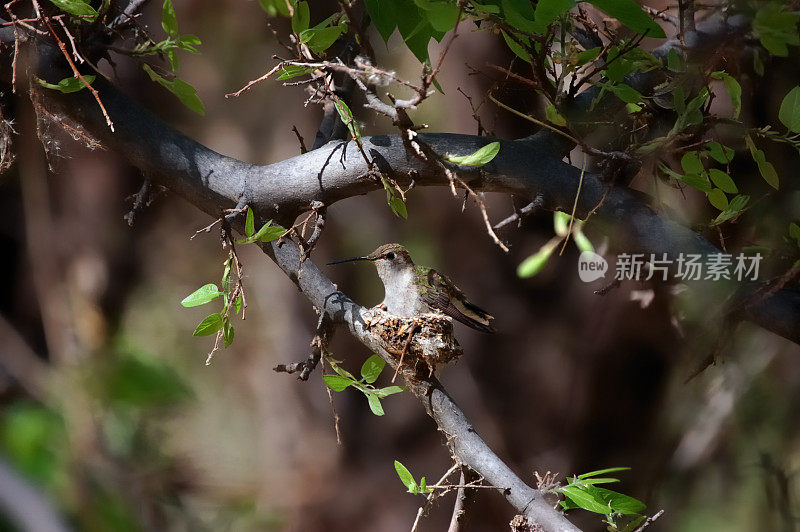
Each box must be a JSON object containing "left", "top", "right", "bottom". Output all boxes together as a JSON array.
[
  {"left": 389, "top": 196, "right": 408, "bottom": 219},
  {"left": 711, "top": 71, "right": 741, "bottom": 120},
  {"left": 572, "top": 230, "right": 594, "bottom": 253},
  {"left": 373, "top": 385, "right": 405, "bottom": 398},
  {"left": 680, "top": 173, "right": 712, "bottom": 192},
  {"left": 591, "top": 487, "right": 647, "bottom": 514},
  {"left": 576, "top": 47, "right": 602, "bottom": 65},
  {"left": 667, "top": 49, "right": 684, "bottom": 71},
  {"left": 276, "top": 65, "right": 315, "bottom": 81},
  {"left": 757, "top": 161, "right": 779, "bottom": 190},
  {"left": 223, "top": 319, "right": 234, "bottom": 347},
  {"left": 554, "top": 211, "right": 571, "bottom": 237},
  {"left": 578, "top": 467, "right": 630, "bottom": 479},
  {"left": 258, "top": 0, "right": 291, "bottom": 16},
  {"left": 753, "top": 3, "right": 800, "bottom": 57},
  {"left": 789, "top": 222, "right": 800, "bottom": 241},
  {"left": 533, "top": 0, "right": 575, "bottom": 30},
  {"left": 323, "top": 374, "right": 353, "bottom": 392},
  {"left": 501, "top": 0, "right": 539, "bottom": 33},
  {"left": 367, "top": 394, "right": 385, "bottom": 416},
  {"left": 292, "top": 0, "right": 310, "bottom": 34},
  {"left": 545, "top": 104, "right": 567, "bottom": 126},
  {"left": 364, "top": 0, "right": 396, "bottom": 42},
  {"left": 332, "top": 363, "right": 357, "bottom": 381},
  {"left": 37, "top": 75, "right": 97, "bottom": 94},
  {"left": 778, "top": 86, "right": 800, "bottom": 132},
  {"left": 501, "top": 30, "right": 532, "bottom": 62},
  {"left": 585, "top": 0, "right": 665, "bottom": 38},
  {"left": 708, "top": 168, "right": 737, "bottom": 193},
  {"left": 162, "top": 0, "right": 178, "bottom": 36},
  {"left": 237, "top": 220, "right": 287, "bottom": 243},
  {"left": 233, "top": 295, "right": 242, "bottom": 314},
  {"left": 558, "top": 486, "right": 613, "bottom": 514},
  {"left": 706, "top": 141, "right": 734, "bottom": 164},
  {"left": 444, "top": 141, "right": 501, "bottom": 166},
  {"left": 713, "top": 194, "right": 749, "bottom": 225},
  {"left": 746, "top": 135, "right": 779, "bottom": 189},
  {"left": 707, "top": 188, "right": 729, "bottom": 211},
  {"left": 394, "top": 461, "right": 417, "bottom": 492},
  {"left": 360, "top": 355, "right": 386, "bottom": 384},
  {"left": 245, "top": 208, "right": 255, "bottom": 237},
  {"left": 680, "top": 151, "right": 704, "bottom": 174},
  {"left": 181, "top": 283, "right": 222, "bottom": 307},
  {"left": 334, "top": 99, "right": 361, "bottom": 141},
  {"left": 415, "top": 0, "right": 459, "bottom": 32},
  {"left": 517, "top": 236, "right": 561, "bottom": 277},
  {"left": 45, "top": 0, "right": 97, "bottom": 19},
  {"left": 142, "top": 65, "right": 204, "bottom": 114},
  {"left": 609, "top": 83, "right": 643, "bottom": 104},
  {"left": 192, "top": 313, "right": 224, "bottom": 336},
  {"left": 301, "top": 24, "right": 346, "bottom": 53},
  {"left": 419, "top": 476, "right": 434, "bottom": 493}
]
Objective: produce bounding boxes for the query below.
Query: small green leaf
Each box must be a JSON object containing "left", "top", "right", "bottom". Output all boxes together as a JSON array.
[
  {"left": 332, "top": 363, "right": 357, "bottom": 381},
  {"left": 394, "top": 461, "right": 417, "bottom": 493},
  {"left": 45, "top": 0, "right": 97, "bottom": 19},
  {"left": 444, "top": 141, "right": 501, "bottom": 167},
  {"left": 578, "top": 467, "right": 631, "bottom": 479},
  {"left": 753, "top": 3, "right": 800, "bottom": 57},
  {"left": 367, "top": 394, "right": 385, "bottom": 416},
  {"left": 713, "top": 194, "right": 749, "bottom": 225},
  {"left": 680, "top": 151, "right": 704, "bottom": 174},
  {"left": 554, "top": 211, "right": 571, "bottom": 237},
  {"left": 245, "top": 208, "right": 255, "bottom": 237},
  {"left": 789, "top": 222, "right": 800, "bottom": 241},
  {"left": 706, "top": 141, "right": 734, "bottom": 164},
  {"left": 711, "top": 71, "right": 742, "bottom": 120},
  {"left": 779, "top": 86, "right": 800, "bottom": 133},
  {"left": 363, "top": 0, "right": 396, "bottom": 42},
  {"left": 545, "top": 104, "right": 567, "bottom": 126},
  {"left": 758, "top": 161, "right": 779, "bottom": 190},
  {"left": 233, "top": 295, "right": 242, "bottom": 314},
  {"left": 592, "top": 487, "right": 647, "bottom": 514},
  {"left": 667, "top": 49, "right": 683, "bottom": 71},
  {"left": 572, "top": 230, "right": 594, "bottom": 253},
  {"left": 334, "top": 99, "right": 361, "bottom": 142},
  {"left": 389, "top": 196, "right": 408, "bottom": 219},
  {"left": 258, "top": 0, "right": 291, "bottom": 16},
  {"left": 161, "top": 0, "right": 178, "bottom": 36},
  {"left": 585, "top": 0, "right": 666, "bottom": 38},
  {"left": 238, "top": 221, "right": 287, "bottom": 244},
  {"left": 301, "top": 24, "right": 346, "bottom": 53},
  {"left": 501, "top": 30, "right": 531, "bottom": 62},
  {"left": 142, "top": 65, "right": 204, "bottom": 114},
  {"left": 373, "top": 385, "right": 405, "bottom": 398},
  {"left": 292, "top": 0, "right": 310, "bottom": 34},
  {"left": 609, "top": 83, "right": 643, "bottom": 104},
  {"left": 192, "top": 313, "right": 224, "bottom": 336},
  {"left": 181, "top": 284, "right": 222, "bottom": 307},
  {"left": 38, "top": 75, "right": 97, "bottom": 94},
  {"left": 276, "top": 65, "right": 315, "bottom": 81},
  {"left": 576, "top": 47, "right": 602, "bottom": 65},
  {"left": 323, "top": 374, "right": 353, "bottom": 392},
  {"left": 517, "top": 236, "right": 561, "bottom": 277},
  {"left": 533, "top": 0, "right": 576, "bottom": 30},
  {"left": 707, "top": 188, "right": 729, "bottom": 211},
  {"left": 360, "top": 355, "right": 386, "bottom": 384},
  {"left": 708, "top": 169, "right": 737, "bottom": 193},
  {"left": 223, "top": 319, "right": 234, "bottom": 347},
  {"left": 558, "top": 486, "right": 612, "bottom": 514},
  {"left": 419, "top": 476, "right": 434, "bottom": 494}
]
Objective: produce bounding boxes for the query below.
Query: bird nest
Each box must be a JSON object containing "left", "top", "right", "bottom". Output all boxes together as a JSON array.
[{"left": 361, "top": 308, "right": 463, "bottom": 378}]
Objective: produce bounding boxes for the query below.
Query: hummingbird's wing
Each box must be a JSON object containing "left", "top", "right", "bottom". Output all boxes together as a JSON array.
[{"left": 421, "top": 269, "right": 496, "bottom": 333}]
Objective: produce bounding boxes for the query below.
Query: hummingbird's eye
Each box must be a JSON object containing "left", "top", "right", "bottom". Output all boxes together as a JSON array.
[{"left": 385, "top": 252, "right": 396, "bottom": 260}]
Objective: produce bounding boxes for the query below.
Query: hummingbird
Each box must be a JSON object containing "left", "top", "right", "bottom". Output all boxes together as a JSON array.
[{"left": 328, "top": 243, "right": 496, "bottom": 333}]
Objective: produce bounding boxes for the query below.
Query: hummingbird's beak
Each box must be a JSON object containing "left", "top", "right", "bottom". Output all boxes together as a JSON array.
[{"left": 326, "top": 256, "right": 373, "bottom": 265}]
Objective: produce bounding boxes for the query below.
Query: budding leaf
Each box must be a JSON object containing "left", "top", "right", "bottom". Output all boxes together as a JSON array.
[
  {"left": 192, "top": 313, "right": 224, "bottom": 336},
  {"left": 444, "top": 141, "right": 501, "bottom": 167},
  {"left": 38, "top": 75, "right": 96, "bottom": 93},
  {"left": 181, "top": 284, "right": 222, "bottom": 307}
]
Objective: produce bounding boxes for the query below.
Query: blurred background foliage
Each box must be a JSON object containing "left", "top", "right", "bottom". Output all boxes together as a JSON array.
[{"left": 0, "top": 0, "right": 799, "bottom": 530}]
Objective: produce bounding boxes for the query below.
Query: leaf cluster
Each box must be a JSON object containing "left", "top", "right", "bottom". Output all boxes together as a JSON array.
[{"left": 323, "top": 355, "right": 405, "bottom": 416}]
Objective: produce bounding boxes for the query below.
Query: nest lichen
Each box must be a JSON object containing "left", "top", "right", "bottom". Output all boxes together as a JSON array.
[{"left": 361, "top": 308, "right": 462, "bottom": 377}]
